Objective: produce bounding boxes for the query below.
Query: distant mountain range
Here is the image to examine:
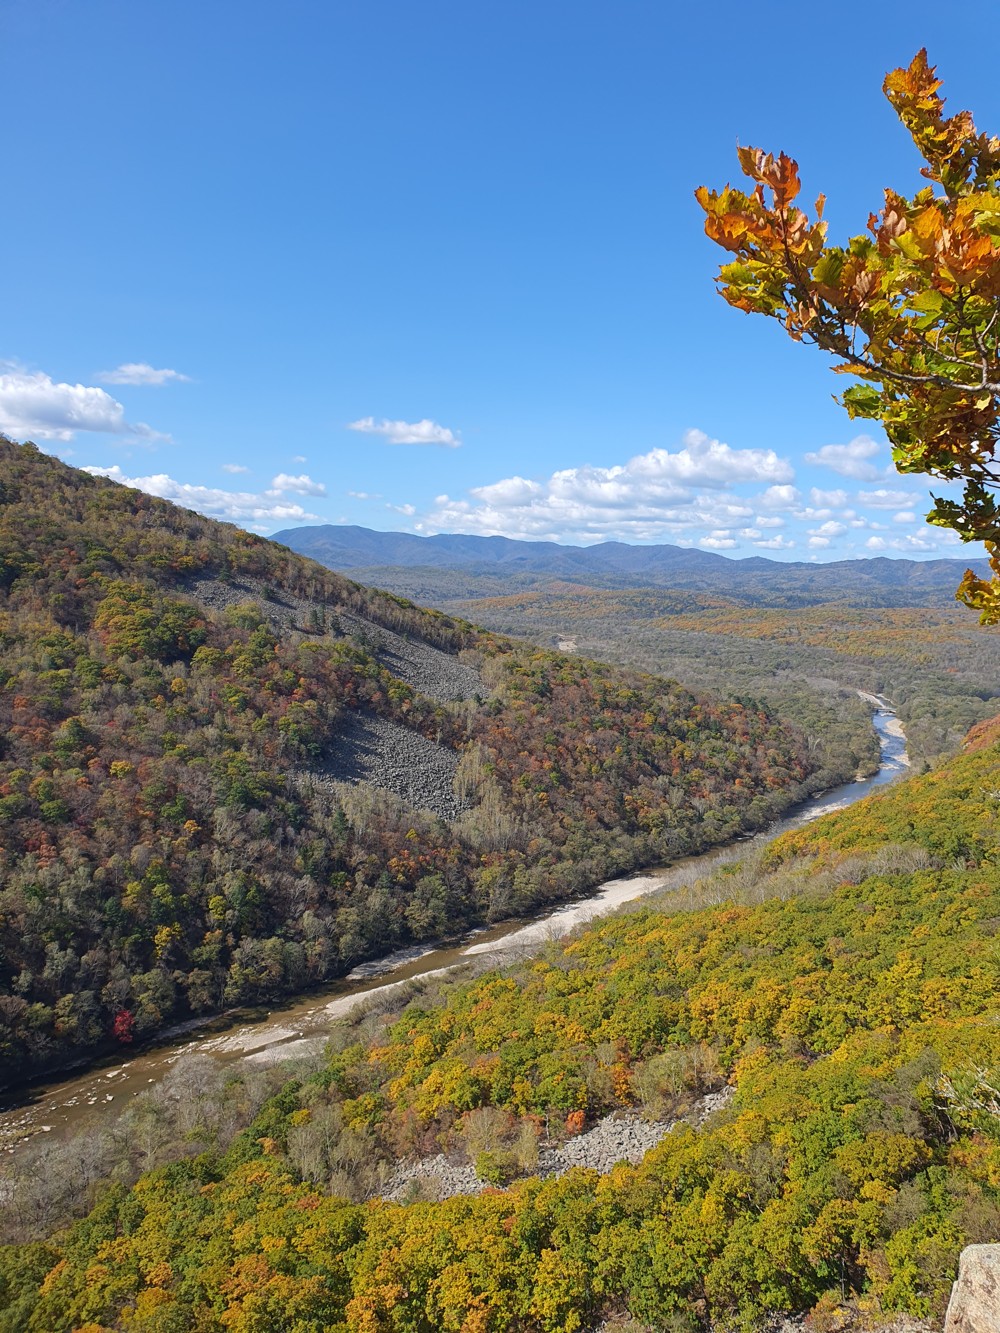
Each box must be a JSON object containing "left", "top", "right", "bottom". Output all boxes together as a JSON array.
[{"left": 273, "top": 523, "right": 991, "bottom": 607}]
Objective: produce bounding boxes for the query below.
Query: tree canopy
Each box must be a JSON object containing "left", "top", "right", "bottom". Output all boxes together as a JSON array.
[{"left": 697, "top": 51, "right": 1000, "bottom": 622}]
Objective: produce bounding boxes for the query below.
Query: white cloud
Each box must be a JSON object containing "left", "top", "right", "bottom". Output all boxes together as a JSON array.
[
  {"left": 755, "top": 535, "right": 795, "bottom": 550},
  {"left": 617, "top": 429, "right": 793, "bottom": 488},
  {"left": 805, "top": 434, "right": 883, "bottom": 481},
  {"left": 700, "top": 531, "right": 738, "bottom": 550},
  {"left": 755, "top": 515, "right": 785, "bottom": 528},
  {"left": 809, "top": 487, "right": 848, "bottom": 508},
  {"left": 222, "top": 463, "right": 249, "bottom": 474},
  {"left": 97, "top": 363, "right": 191, "bottom": 386},
  {"left": 348, "top": 416, "right": 462, "bottom": 448},
  {"left": 82, "top": 465, "right": 321, "bottom": 524},
  {"left": 270, "top": 472, "right": 326, "bottom": 496},
  {"left": 474, "top": 476, "right": 544, "bottom": 506},
  {"left": 809, "top": 520, "right": 846, "bottom": 539},
  {"left": 419, "top": 432, "right": 789, "bottom": 542},
  {"left": 0, "top": 367, "right": 168, "bottom": 443},
  {"left": 808, "top": 536, "right": 831, "bottom": 549},
  {"left": 348, "top": 490, "right": 382, "bottom": 500},
  {"left": 866, "top": 529, "right": 963, "bottom": 553},
  {"left": 293, "top": 454, "right": 307, "bottom": 463},
  {"left": 893, "top": 511, "right": 916, "bottom": 524},
  {"left": 759, "top": 484, "right": 802, "bottom": 509},
  {"left": 857, "top": 488, "right": 920, "bottom": 509},
  {"left": 387, "top": 502, "right": 417, "bottom": 516},
  {"left": 906, "top": 530, "right": 960, "bottom": 549}
]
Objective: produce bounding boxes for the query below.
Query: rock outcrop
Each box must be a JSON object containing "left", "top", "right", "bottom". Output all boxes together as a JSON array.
[
  {"left": 381, "top": 1088, "right": 734, "bottom": 1204},
  {"left": 945, "top": 1243, "right": 1000, "bottom": 1332}
]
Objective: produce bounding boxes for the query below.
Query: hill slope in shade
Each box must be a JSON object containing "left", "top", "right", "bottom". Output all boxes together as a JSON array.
[
  {"left": 274, "top": 521, "right": 992, "bottom": 606},
  {"left": 4, "top": 714, "right": 1000, "bottom": 1329},
  {"left": 0, "top": 439, "right": 827, "bottom": 1087}
]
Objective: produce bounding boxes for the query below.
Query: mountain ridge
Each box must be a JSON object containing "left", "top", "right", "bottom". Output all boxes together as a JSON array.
[{"left": 273, "top": 522, "right": 992, "bottom": 605}]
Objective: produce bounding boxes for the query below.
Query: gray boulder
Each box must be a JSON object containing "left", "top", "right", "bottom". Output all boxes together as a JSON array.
[{"left": 945, "top": 1244, "right": 1000, "bottom": 1332}]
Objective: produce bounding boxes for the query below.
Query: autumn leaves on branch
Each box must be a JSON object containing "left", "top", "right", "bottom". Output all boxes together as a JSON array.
[{"left": 697, "top": 50, "right": 1000, "bottom": 622}]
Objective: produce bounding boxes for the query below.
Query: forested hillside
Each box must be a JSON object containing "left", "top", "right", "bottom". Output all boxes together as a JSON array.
[
  {"left": 4, "top": 711, "right": 1000, "bottom": 1329},
  {"left": 0, "top": 438, "right": 826, "bottom": 1087}
]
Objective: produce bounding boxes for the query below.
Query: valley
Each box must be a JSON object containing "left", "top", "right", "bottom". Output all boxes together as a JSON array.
[
  {"left": 11, "top": 17, "right": 1000, "bottom": 1330},
  {"left": 276, "top": 523, "right": 1000, "bottom": 766},
  {"left": 0, "top": 696, "right": 908, "bottom": 1160},
  {"left": 0, "top": 439, "right": 836, "bottom": 1092},
  {"left": 0, "top": 446, "right": 994, "bottom": 1331},
  {"left": 3, "top": 694, "right": 998, "bottom": 1330}
]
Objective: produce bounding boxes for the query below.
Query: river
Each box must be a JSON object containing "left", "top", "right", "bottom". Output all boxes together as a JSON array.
[{"left": 0, "top": 693, "right": 908, "bottom": 1154}]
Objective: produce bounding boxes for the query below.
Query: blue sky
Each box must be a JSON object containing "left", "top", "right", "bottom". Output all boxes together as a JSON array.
[{"left": 4, "top": 0, "right": 999, "bottom": 560}]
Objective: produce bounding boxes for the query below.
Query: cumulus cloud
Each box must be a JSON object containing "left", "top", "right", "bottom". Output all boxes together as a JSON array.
[
  {"left": 81, "top": 465, "right": 321, "bottom": 525},
  {"left": 809, "top": 487, "right": 848, "bottom": 508},
  {"left": 867, "top": 529, "right": 962, "bottom": 554},
  {"left": 387, "top": 502, "right": 417, "bottom": 516},
  {"left": 758, "top": 484, "right": 802, "bottom": 509},
  {"left": 857, "top": 487, "right": 920, "bottom": 508},
  {"left": 700, "top": 531, "right": 738, "bottom": 550},
  {"left": 755, "top": 535, "right": 795, "bottom": 550},
  {"left": 97, "top": 363, "right": 191, "bottom": 386},
  {"left": 809, "top": 520, "right": 847, "bottom": 539},
  {"left": 0, "top": 368, "right": 168, "bottom": 443},
  {"left": 805, "top": 434, "right": 883, "bottom": 481},
  {"left": 419, "top": 431, "right": 790, "bottom": 542},
  {"left": 893, "top": 511, "right": 916, "bottom": 524},
  {"left": 222, "top": 463, "right": 249, "bottom": 474},
  {"left": 348, "top": 416, "right": 462, "bottom": 447},
  {"left": 619, "top": 429, "right": 793, "bottom": 488},
  {"left": 269, "top": 473, "right": 326, "bottom": 496}
]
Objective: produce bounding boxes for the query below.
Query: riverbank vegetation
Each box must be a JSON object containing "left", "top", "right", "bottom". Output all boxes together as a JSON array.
[
  {"left": 0, "top": 438, "right": 828, "bottom": 1088},
  {"left": 3, "top": 715, "right": 1000, "bottom": 1329}
]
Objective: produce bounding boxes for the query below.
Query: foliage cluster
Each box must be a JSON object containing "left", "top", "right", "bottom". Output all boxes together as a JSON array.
[
  {"left": 698, "top": 51, "right": 1000, "bottom": 620},
  {"left": 5, "top": 719, "right": 1000, "bottom": 1328}
]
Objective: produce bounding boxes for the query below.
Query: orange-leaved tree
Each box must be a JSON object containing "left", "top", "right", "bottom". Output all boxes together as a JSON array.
[{"left": 696, "top": 51, "right": 1000, "bottom": 622}]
